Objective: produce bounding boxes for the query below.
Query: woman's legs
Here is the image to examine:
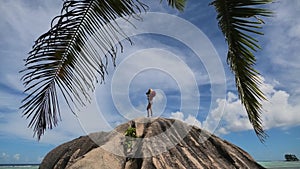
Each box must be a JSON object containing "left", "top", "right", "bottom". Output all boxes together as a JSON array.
[{"left": 147, "top": 102, "right": 152, "bottom": 117}]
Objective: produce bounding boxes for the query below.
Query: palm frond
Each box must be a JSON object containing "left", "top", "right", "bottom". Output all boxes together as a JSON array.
[
  {"left": 161, "top": 0, "right": 186, "bottom": 11},
  {"left": 21, "top": 0, "right": 147, "bottom": 140},
  {"left": 21, "top": 0, "right": 186, "bottom": 140},
  {"left": 211, "top": 0, "right": 273, "bottom": 142}
]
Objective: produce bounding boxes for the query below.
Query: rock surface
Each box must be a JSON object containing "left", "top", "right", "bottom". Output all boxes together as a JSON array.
[{"left": 40, "top": 117, "right": 265, "bottom": 169}]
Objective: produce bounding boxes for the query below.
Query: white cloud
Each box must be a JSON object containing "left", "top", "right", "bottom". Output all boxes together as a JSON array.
[
  {"left": 0, "top": 0, "right": 62, "bottom": 44},
  {"left": 0, "top": 153, "right": 22, "bottom": 162},
  {"left": 170, "top": 111, "right": 201, "bottom": 128},
  {"left": 171, "top": 111, "right": 184, "bottom": 120},
  {"left": 261, "top": 0, "right": 300, "bottom": 97},
  {"left": 13, "top": 154, "right": 20, "bottom": 161},
  {"left": 0, "top": 152, "right": 10, "bottom": 163},
  {"left": 205, "top": 78, "right": 300, "bottom": 135},
  {"left": 0, "top": 89, "right": 86, "bottom": 145},
  {"left": 261, "top": 82, "right": 300, "bottom": 129},
  {"left": 75, "top": 94, "right": 116, "bottom": 134},
  {"left": 0, "top": 0, "right": 63, "bottom": 81},
  {"left": 205, "top": 92, "right": 253, "bottom": 135},
  {"left": 0, "top": 108, "right": 83, "bottom": 145},
  {"left": 1, "top": 152, "right": 9, "bottom": 160},
  {"left": 0, "top": 90, "right": 21, "bottom": 112},
  {"left": 113, "top": 11, "right": 225, "bottom": 86}
]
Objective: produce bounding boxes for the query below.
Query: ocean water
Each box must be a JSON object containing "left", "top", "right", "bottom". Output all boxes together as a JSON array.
[
  {"left": 259, "top": 161, "right": 300, "bottom": 169},
  {"left": 0, "top": 165, "right": 39, "bottom": 169}
]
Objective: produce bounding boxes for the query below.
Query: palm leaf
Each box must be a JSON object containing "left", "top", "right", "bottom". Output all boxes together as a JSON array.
[
  {"left": 211, "top": 0, "right": 273, "bottom": 142},
  {"left": 20, "top": 0, "right": 186, "bottom": 140},
  {"left": 161, "top": 0, "right": 186, "bottom": 11}
]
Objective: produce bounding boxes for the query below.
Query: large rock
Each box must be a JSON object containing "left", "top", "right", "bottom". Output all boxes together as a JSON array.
[{"left": 40, "top": 117, "right": 265, "bottom": 169}]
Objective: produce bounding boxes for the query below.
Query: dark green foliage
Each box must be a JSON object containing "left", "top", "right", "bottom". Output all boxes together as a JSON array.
[
  {"left": 125, "top": 126, "right": 137, "bottom": 138},
  {"left": 124, "top": 126, "right": 137, "bottom": 155},
  {"left": 211, "top": 0, "right": 273, "bottom": 142},
  {"left": 161, "top": 0, "right": 186, "bottom": 11}
]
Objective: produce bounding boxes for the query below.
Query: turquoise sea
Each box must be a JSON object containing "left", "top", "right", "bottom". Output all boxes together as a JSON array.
[
  {"left": 0, "top": 164, "right": 39, "bottom": 169},
  {"left": 259, "top": 161, "right": 300, "bottom": 169}
]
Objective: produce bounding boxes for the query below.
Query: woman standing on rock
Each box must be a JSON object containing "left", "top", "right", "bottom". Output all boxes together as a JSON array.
[{"left": 146, "top": 88, "right": 156, "bottom": 117}]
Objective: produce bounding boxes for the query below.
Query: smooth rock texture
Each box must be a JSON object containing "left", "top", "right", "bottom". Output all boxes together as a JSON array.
[{"left": 40, "top": 117, "right": 265, "bottom": 169}]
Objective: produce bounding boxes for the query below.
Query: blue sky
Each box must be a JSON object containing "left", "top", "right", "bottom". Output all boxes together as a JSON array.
[{"left": 0, "top": 0, "right": 300, "bottom": 164}]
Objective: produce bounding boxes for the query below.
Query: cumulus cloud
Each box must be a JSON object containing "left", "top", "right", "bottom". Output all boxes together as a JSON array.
[
  {"left": 204, "top": 92, "right": 253, "bottom": 135},
  {"left": 13, "top": 154, "right": 20, "bottom": 161},
  {"left": 260, "top": 82, "right": 300, "bottom": 129},
  {"left": 0, "top": 152, "right": 9, "bottom": 160},
  {"left": 170, "top": 111, "right": 201, "bottom": 128},
  {"left": 0, "top": 153, "right": 21, "bottom": 162},
  {"left": 205, "top": 78, "right": 300, "bottom": 135}
]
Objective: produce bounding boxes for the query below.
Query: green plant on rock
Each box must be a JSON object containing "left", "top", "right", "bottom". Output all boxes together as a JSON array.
[
  {"left": 125, "top": 126, "right": 137, "bottom": 138},
  {"left": 124, "top": 126, "right": 137, "bottom": 156}
]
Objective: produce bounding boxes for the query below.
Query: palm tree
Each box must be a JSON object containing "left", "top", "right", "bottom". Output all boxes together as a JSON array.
[{"left": 20, "top": 0, "right": 273, "bottom": 141}]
